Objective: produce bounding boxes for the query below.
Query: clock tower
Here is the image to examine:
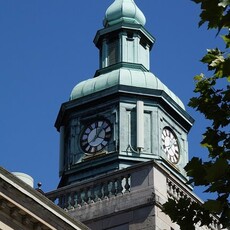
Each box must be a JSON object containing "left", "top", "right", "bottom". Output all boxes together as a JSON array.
[
  {"left": 56, "top": 0, "right": 193, "bottom": 187},
  {"left": 46, "top": 1, "right": 212, "bottom": 229}
]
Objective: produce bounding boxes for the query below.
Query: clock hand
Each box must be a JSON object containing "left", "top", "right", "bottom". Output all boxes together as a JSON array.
[
  {"left": 91, "top": 126, "right": 104, "bottom": 143},
  {"left": 91, "top": 132, "right": 99, "bottom": 143},
  {"left": 90, "top": 137, "right": 103, "bottom": 145},
  {"left": 97, "top": 128, "right": 104, "bottom": 138},
  {"left": 167, "top": 139, "right": 176, "bottom": 150}
]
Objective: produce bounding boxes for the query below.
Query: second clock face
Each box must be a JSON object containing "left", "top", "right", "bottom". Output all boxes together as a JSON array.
[
  {"left": 162, "top": 128, "right": 180, "bottom": 164},
  {"left": 80, "top": 119, "right": 112, "bottom": 154}
]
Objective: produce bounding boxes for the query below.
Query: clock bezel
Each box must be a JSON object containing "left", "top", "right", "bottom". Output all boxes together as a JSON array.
[
  {"left": 80, "top": 118, "right": 112, "bottom": 154},
  {"left": 162, "top": 127, "right": 180, "bottom": 164}
]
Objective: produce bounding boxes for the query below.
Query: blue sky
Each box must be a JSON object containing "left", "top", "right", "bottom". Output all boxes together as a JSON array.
[{"left": 0, "top": 1, "right": 222, "bottom": 199}]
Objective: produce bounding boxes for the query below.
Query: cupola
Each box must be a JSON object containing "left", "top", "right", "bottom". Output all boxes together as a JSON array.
[{"left": 94, "top": 0, "right": 154, "bottom": 72}]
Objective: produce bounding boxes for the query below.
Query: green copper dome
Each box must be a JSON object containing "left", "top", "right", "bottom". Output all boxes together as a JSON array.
[
  {"left": 104, "top": 0, "right": 146, "bottom": 27},
  {"left": 70, "top": 68, "right": 185, "bottom": 110}
]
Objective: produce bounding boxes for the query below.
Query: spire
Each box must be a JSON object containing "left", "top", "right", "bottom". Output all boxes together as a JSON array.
[{"left": 104, "top": 0, "right": 146, "bottom": 27}]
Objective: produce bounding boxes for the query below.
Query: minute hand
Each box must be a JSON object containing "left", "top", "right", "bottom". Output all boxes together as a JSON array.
[
  {"left": 167, "top": 139, "right": 177, "bottom": 151},
  {"left": 91, "top": 126, "right": 103, "bottom": 142}
]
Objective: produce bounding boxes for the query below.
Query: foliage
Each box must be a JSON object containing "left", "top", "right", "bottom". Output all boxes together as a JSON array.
[
  {"left": 163, "top": 197, "right": 213, "bottom": 230},
  {"left": 163, "top": 0, "right": 230, "bottom": 229}
]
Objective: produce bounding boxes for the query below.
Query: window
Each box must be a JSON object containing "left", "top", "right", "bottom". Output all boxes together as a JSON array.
[{"left": 108, "top": 38, "right": 118, "bottom": 65}]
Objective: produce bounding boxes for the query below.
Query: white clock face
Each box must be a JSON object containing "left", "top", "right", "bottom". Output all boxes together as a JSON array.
[
  {"left": 80, "top": 119, "right": 112, "bottom": 154},
  {"left": 162, "top": 128, "right": 180, "bottom": 164}
]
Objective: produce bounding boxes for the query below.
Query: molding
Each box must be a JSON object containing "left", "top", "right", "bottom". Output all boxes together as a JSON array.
[
  {"left": 94, "top": 22, "right": 155, "bottom": 50},
  {"left": 94, "top": 62, "right": 149, "bottom": 77},
  {"left": 0, "top": 167, "right": 89, "bottom": 230},
  {"left": 55, "top": 85, "right": 194, "bottom": 132}
]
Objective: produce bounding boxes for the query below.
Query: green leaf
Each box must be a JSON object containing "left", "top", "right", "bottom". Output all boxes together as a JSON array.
[
  {"left": 218, "top": 0, "right": 230, "bottom": 8},
  {"left": 201, "top": 49, "right": 221, "bottom": 64},
  {"left": 222, "top": 34, "right": 230, "bottom": 48},
  {"left": 203, "top": 200, "right": 223, "bottom": 213},
  {"left": 205, "top": 158, "right": 228, "bottom": 182},
  {"left": 194, "top": 74, "right": 204, "bottom": 81},
  {"left": 184, "top": 157, "right": 209, "bottom": 186},
  {"left": 209, "top": 55, "right": 225, "bottom": 68}
]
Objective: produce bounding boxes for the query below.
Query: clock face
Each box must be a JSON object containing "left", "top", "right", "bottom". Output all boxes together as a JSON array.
[
  {"left": 80, "top": 119, "right": 112, "bottom": 154},
  {"left": 162, "top": 128, "right": 180, "bottom": 164}
]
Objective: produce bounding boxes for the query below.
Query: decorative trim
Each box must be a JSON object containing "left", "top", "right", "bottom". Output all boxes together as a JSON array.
[{"left": 94, "top": 62, "right": 149, "bottom": 77}]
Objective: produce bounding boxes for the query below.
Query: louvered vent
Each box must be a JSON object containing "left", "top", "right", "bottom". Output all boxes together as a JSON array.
[{"left": 108, "top": 38, "right": 118, "bottom": 65}]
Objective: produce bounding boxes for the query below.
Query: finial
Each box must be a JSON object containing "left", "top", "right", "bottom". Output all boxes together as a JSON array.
[
  {"left": 104, "top": 0, "right": 146, "bottom": 27},
  {"left": 37, "top": 182, "right": 42, "bottom": 188},
  {"left": 36, "top": 182, "right": 44, "bottom": 194}
]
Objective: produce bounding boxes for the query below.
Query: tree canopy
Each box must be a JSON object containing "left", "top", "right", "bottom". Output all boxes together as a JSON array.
[{"left": 163, "top": 0, "right": 230, "bottom": 229}]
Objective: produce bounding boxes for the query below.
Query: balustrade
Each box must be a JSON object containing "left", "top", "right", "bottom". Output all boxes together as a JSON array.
[{"left": 46, "top": 170, "right": 131, "bottom": 210}]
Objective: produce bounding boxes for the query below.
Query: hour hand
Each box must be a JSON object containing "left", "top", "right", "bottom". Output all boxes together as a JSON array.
[{"left": 91, "top": 127, "right": 103, "bottom": 142}]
